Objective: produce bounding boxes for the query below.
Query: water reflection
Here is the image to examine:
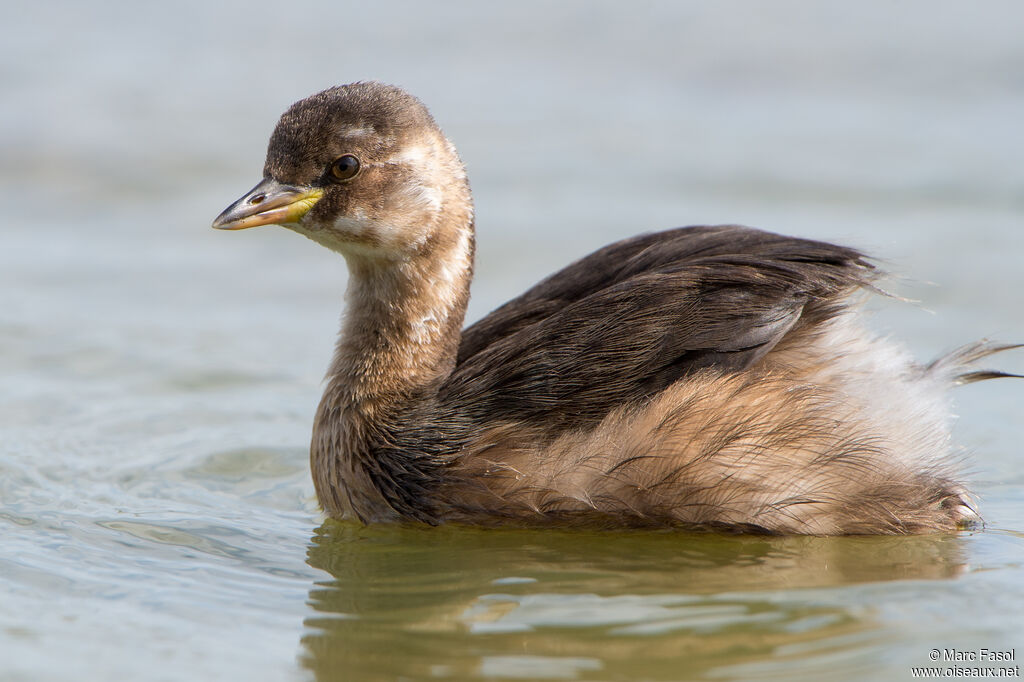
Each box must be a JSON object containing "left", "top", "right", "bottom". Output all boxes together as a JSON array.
[{"left": 301, "top": 521, "right": 969, "bottom": 681}]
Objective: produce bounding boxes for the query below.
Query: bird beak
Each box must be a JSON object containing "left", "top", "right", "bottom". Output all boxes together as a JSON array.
[{"left": 211, "top": 178, "right": 324, "bottom": 230}]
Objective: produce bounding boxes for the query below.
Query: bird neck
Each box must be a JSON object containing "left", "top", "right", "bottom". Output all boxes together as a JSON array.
[
  {"left": 311, "top": 216, "right": 474, "bottom": 522},
  {"left": 327, "top": 223, "right": 474, "bottom": 409}
]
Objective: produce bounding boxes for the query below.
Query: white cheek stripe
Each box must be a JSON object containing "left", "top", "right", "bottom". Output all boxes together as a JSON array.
[{"left": 387, "top": 143, "right": 434, "bottom": 167}]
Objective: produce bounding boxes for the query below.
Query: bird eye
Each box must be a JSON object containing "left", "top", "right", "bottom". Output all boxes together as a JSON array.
[{"left": 329, "top": 155, "right": 360, "bottom": 182}]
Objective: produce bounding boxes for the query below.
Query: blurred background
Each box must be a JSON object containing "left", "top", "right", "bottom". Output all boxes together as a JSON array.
[{"left": 1, "top": 2, "right": 1022, "bottom": 681}]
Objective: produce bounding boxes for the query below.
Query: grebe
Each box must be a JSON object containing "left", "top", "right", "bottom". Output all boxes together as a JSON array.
[{"left": 213, "top": 82, "right": 1014, "bottom": 534}]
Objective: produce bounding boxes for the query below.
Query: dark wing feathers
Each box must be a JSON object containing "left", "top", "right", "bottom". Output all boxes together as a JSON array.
[{"left": 446, "top": 225, "right": 874, "bottom": 429}]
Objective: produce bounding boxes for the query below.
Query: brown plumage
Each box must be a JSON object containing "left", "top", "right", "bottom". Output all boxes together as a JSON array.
[{"left": 213, "top": 81, "right": 1016, "bottom": 534}]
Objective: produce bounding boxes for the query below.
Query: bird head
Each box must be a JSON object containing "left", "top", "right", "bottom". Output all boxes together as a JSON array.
[{"left": 213, "top": 82, "right": 471, "bottom": 261}]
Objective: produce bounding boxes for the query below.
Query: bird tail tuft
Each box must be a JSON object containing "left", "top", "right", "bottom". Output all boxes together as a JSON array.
[{"left": 924, "top": 341, "right": 1023, "bottom": 385}]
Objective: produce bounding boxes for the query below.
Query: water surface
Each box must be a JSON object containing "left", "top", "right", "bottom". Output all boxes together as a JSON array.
[{"left": 2, "top": 2, "right": 1023, "bottom": 680}]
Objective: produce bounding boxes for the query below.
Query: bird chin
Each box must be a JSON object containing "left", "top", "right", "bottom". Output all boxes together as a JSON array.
[{"left": 286, "top": 222, "right": 394, "bottom": 261}]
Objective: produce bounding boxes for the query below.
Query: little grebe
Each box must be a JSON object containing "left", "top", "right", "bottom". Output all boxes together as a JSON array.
[{"left": 213, "top": 82, "right": 1015, "bottom": 534}]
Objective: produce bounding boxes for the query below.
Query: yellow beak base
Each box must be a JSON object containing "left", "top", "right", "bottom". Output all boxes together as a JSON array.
[{"left": 212, "top": 179, "right": 323, "bottom": 230}]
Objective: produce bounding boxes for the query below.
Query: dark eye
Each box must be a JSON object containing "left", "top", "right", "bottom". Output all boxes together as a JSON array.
[{"left": 329, "top": 155, "right": 360, "bottom": 182}]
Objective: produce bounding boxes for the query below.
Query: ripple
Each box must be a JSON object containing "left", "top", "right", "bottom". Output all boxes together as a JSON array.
[
  {"left": 183, "top": 447, "right": 306, "bottom": 482},
  {"left": 478, "top": 655, "right": 602, "bottom": 679},
  {"left": 97, "top": 519, "right": 243, "bottom": 559}
]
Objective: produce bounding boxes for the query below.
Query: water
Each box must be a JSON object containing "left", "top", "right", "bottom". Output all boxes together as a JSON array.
[{"left": 2, "top": 1, "right": 1023, "bottom": 680}]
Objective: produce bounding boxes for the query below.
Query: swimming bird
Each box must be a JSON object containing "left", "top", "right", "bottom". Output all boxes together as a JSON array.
[{"left": 213, "top": 81, "right": 1014, "bottom": 534}]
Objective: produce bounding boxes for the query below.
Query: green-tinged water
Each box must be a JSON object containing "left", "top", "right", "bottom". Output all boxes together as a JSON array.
[
  {"left": 2, "top": 1, "right": 1023, "bottom": 680},
  {"left": 301, "top": 523, "right": 1022, "bottom": 681}
]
